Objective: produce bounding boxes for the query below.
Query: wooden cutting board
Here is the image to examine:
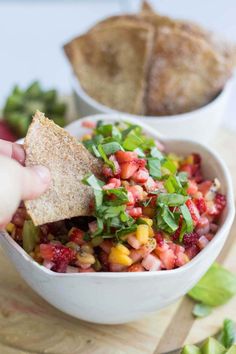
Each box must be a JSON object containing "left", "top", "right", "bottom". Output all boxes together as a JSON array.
[{"left": 0, "top": 119, "right": 235, "bottom": 354}]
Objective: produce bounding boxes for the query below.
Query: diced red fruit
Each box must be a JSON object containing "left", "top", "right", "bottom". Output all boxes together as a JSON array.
[
  {"left": 109, "top": 263, "right": 127, "bottom": 272},
  {"left": 127, "top": 234, "right": 141, "bottom": 249},
  {"left": 127, "top": 207, "right": 142, "bottom": 218},
  {"left": 159, "top": 249, "right": 176, "bottom": 270},
  {"left": 129, "top": 248, "right": 145, "bottom": 263},
  {"left": 0, "top": 121, "right": 17, "bottom": 142},
  {"left": 103, "top": 178, "right": 121, "bottom": 190},
  {"left": 192, "top": 153, "right": 201, "bottom": 164},
  {"left": 183, "top": 232, "right": 199, "bottom": 247},
  {"left": 142, "top": 254, "right": 162, "bottom": 271},
  {"left": 81, "top": 120, "right": 96, "bottom": 129},
  {"left": 186, "top": 199, "right": 200, "bottom": 226},
  {"left": 100, "top": 240, "right": 113, "bottom": 254},
  {"left": 154, "top": 232, "right": 164, "bottom": 246},
  {"left": 185, "top": 245, "right": 199, "bottom": 260},
  {"left": 115, "top": 151, "right": 138, "bottom": 163},
  {"left": 194, "top": 197, "right": 207, "bottom": 214},
  {"left": 102, "top": 156, "right": 121, "bottom": 178},
  {"left": 132, "top": 167, "right": 149, "bottom": 183},
  {"left": 120, "top": 161, "right": 139, "bottom": 179},
  {"left": 187, "top": 180, "right": 198, "bottom": 195},
  {"left": 196, "top": 216, "right": 210, "bottom": 236},
  {"left": 197, "top": 235, "right": 209, "bottom": 250},
  {"left": 137, "top": 159, "right": 147, "bottom": 168},
  {"left": 172, "top": 215, "right": 183, "bottom": 241},
  {"left": 98, "top": 250, "right": 109, "bottom": 270},
  {"left": 88, "top": 221, "right": 98, "bottom": 234},
  {"left": 126, "top": 185, "right": 144, "bottom": 202},
  {"left": 179, "top": 164, "right": 195, "bottom": 178},
  {"left": 210, "top": 223, "right": 218, "bottom": 232},
  {"left": 198, "top": 180, "right": 212, "bottom": 195},
  {"left": 127, "top": 263, "right": 145, "bottom": 272},
  {"left": 214, "top": 193, "right": 226, "bottom": 214},
  {"left": 40, "top": 244, "right": 75, "bottom": 265},
  {"left": 144, "top": 177, "right": 158, "bottom": 192},
  {"left": 175, "top": 252, "right": 188, "bottom": 267},
  {"left": 69, "top": 228, "right": 85, "bottom": 245},
  {"left": 127, "top": 191, "right": 135, "bottom": 206}
]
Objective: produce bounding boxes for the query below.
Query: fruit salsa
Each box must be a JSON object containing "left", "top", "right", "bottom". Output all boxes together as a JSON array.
[{"left": 8, "top": 120, "right": 226, "bottom": 273}]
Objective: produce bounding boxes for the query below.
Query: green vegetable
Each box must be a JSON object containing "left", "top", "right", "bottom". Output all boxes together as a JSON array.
[
  {"left": 162, "top": 158, "right": 177, "bottom": 174},
  {"left": 201, "top": 337, "right": 225, "bottom": 354},
  {"left": 157, "top": 205, "right": 179, "bottom": 233},
  {"left": 192, "top": 303, "right": 212, "bottom": 318},
  {"left": 218, "top": 319, "right": 236, "bottom": 349},
  {"left": 3, "top": 81, "right": 67, "bottom": 138},
  {"left": 150, "top": 147, "right": 164, "bottom": 160},
  {"left": 180, "top": 204, "right": 194, "bottom": 234},
  {"left": 188, "top": 263, "right": 236, "bottom": 307},
  {"left": 148, "top": 158, "right": 161, "bottom": 178},
  {"left": 102, "top": 142, "right": 124, "bottom": 155},
  {"left": 181, "top": 345, "right": 201, "bottom": 354},
  {"left": 22, "top": 220, "right": 40, "bottom": 253},
  {"left": 158, "top": 193, "right": 189, "bottom": 207},
  {"left": 225, "top": 345, "right": 236, "bottom": 353}
]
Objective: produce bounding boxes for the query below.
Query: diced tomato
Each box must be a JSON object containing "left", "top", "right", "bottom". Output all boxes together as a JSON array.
[
  {"left": 186, "top": 199, "right": 200, "bottom": 226},
  {"left": 132, "top": 168, "right": 149, "bottom": 183},
  {"left": 69, "top": 228, "right": 85, "bottom": 245},
  {"left": 142, "top": 254, "right": 161, "bottom": 271},
  {"left": 127, "top": 207, "right": 142, "bottom": 218},
  {"left": 187, "top": 180, "right": 198, "bottom": 195},
  {"left": 81, "top": 120, "right": 96, "bottom": 129},
  {"left": 115, "top": 151, "right": 138, "bottom": 163},
  {"left": 127, "top": 263, "right": 145, "bottom": 272},
  {"left": 120, "top": 161, "right": 139, "bottom": 179}
]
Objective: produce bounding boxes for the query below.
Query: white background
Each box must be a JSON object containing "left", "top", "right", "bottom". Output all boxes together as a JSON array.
[{"left": 0, "top": 0, "right": 236, "bottom": 129}]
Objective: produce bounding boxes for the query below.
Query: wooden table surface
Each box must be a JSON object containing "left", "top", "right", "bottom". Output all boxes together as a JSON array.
[{"left": 0, "top": 125, "right": 235, "bottom": 354}]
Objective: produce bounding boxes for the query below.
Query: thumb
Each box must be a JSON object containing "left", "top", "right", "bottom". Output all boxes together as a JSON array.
[{"left": 20, "top": 165, "right": 51, "bottom": 200}]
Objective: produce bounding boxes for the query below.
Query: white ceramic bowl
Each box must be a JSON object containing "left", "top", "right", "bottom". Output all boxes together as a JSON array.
[
  {"left": 0, "top": 114, "right": 234, "bottom": 324},
  {"left": 72, "top": 75, "right": 234, "bottom": 143}
]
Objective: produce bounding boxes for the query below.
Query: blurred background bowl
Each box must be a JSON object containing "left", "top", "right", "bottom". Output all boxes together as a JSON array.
[{"left": 72, "top": 74, "right": 234, "bottom": 143}]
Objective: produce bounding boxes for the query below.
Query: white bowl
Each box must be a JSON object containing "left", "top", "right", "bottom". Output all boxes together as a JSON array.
[
  {"left": 0, "top": 114, "right": 234, "bottom": 324},
  {"left": 72, "top": 75, "right": 234, "bottom": 143}
]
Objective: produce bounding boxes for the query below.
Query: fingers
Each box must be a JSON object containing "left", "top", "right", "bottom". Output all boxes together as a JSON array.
[
  {"left": 20, "top": 165, "right": 51, "bottom": 200},
  {"left": 0, "top": 139, "right": 25, "bottom": 164},
  {"left": 0, "top": 156, "right": 51, "bottom": 228}
]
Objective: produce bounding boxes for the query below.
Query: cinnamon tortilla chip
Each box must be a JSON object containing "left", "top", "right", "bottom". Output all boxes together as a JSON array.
[{"left": 24, "top": 111, "right": 101, "bottom": 226}]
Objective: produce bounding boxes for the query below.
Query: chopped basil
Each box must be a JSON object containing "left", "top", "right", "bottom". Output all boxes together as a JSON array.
[
  {"left": 150, "top": 147, "right": 164, "bottom": 160},
  {"left": 180, "top": 203, "right": 194, "bottom": 233},
  {"left": 218, "top": 319, "right": 236, "bottom": 349},
  {"left": 162, "top": 158, "right": 177, "bottom": 174},
  {"left": 97, "top": 144, "right": 115, "bottom": 170},
  {"left": 102, "top": 142, "right": 124, "bottom": 155},
  {"left": 148, "top": 158, "right": 161, "bottom": 178},
  {"left": 157, "top": 205, "right": 179, "bottom": 233},
  {"left": 158, "top": 193, "right": 189, "bottom": 207}
]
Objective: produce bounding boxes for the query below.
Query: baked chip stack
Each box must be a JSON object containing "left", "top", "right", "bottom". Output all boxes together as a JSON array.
[{"left": 64, "top": 1, "right": 236, "bottom": 116}]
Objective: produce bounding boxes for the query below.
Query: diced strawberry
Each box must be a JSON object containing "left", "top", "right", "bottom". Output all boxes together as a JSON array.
[
  {"left": 129, "top": 248, "right": 145, "bottom": 263},
  {"left": 115, "top": 151, "right": 138, "bottom": 163},
  {"left": 194, "top": 197, "right": 207, "bottom": 214},
  {"left": 81, "top": 120, "right": 96, "bottom": 129},
  {"left": 179, "top": 164, "right": 195, "bottom": 178},
  {"left": 0, "top": 121, "right": 17, "bottom": 142},
  {"left": 142, "top": 254, "right": 161, "bottom": 271},
  {"left": 100, "top": 240, "right": 113, "bottom": 254},
  {"left": 127, "top": 234, "right": 141, "bottom": 249},
  {"left": 127, "top": 263, "right": 145, "bottom": 272},
  {"left": 40, "top": 244, "right": 75, "bottom": 273},
  {"left": 144, "top": 177, "right": 158, "bottom": 192},
  {"left": 120, "top": 161, "right": 139, "bottom": 179},
  {"left": 103, "top": 182, "right": 116, "bottom": 190},
  {"left": 175, "top": 252, "right": 188, "bottom": 267},
  {"left": 102, "top": 155, "right": 121, "bottom": 178},
  {"left": 185, "top": 245, "right": 199, "bottom": 260},
  {"left": 214, "top": 193, "right": 226, "bottom": 215},
  {"left": 154, "top": 232, "right": 164, "bottom": 246},
  {"left": 88, "top": 221, "right": 98, "bottom": 234},
  {"left": 197, "top": 235, "right": 209, "bottom": 250},
  {"left": 187, "top": 180, "right": 198, "bottom": 195},
  {"left": 69, "top": 228, "right": 85, "bottom": 245},
  {"left": 186, "top": 199, "right": 200, "bottom": 226},
  {"left": 127, "top": 185, "right": 144, "bottom": 202},
  {"left": 196, "top": 216, "right": 210, "bottom": 236},
  {"left": 205, "top": 233, "right": 214, "bottom": 241},
  {"left": 158, "top": 249, "right": 176, "bottom": 270},
  {"left": 198, "top": 180, "right": 212, "bottom": 195},
  {"left": 132, "top": 167, "right": 149, "bottom": 183},
  {"left": 108, "top": 178, "right": 121, "bottom": 188},
  {"left": 109, "top": 263, "right": 127, "bottom": 272},
  {"left": 127, "top": 207, "right": 142, "bottom": 218},
  {"left": 127, "top": 191, "right": 135, "bottom": 206},
  {"left": 137, "top": 159, "right": 147, "bottom": 168},
  {"left": 210, "top": 223, "right": 218, "bottom": 232}
]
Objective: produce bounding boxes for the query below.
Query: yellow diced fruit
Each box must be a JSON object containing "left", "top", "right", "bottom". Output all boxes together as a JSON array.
[
  {"left": 77, "top": 253, "right": 95, "bottom": 265},
  {"left": 6, "top": 223, "right": 15, "bottom": 234},
  {"left": 141, "top": 218, "right": 153, "bottom": 227},
  {"left": 136, "top": 224, "right": 149, "bottom": 245},
  {"left": 148, "top": 227, "right": 154, "bottom": 237},
  {"left": 143, "top": 206, "right": 155, "bottom": 218},
  {"left": 116, "top": 243, "right": 130, "bottom": 255},
  {"left": 108, "top": 248, "right": 132, "bottom": 266},
  {"left": 82, "top": 134, "right": 92, "bottom": 141}
]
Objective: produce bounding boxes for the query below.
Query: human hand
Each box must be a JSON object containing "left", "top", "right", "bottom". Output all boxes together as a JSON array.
[{"left": 0, "top": 139, "right": 51, "bottom": 228}]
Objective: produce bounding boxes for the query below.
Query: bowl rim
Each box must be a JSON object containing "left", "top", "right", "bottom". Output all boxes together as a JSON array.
[
  {"left": 2, "top": 114, "right": 235, "bottom": 278},
  {"left": 72, "top": 73, "right": 234, "bottom": 121}
]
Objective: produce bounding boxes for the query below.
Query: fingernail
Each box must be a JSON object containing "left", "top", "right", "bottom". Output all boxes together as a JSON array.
[
  {"left": 31, "top": 165, "right": 51, "bottom": 184},
  {"left": 12, "top": 144, "right": 25, "bottom": 165}
]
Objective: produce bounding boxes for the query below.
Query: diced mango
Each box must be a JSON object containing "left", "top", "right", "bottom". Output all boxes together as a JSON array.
[
  {"left": 136, "top": 224, "right": 149, "bottom": 245},
  {"left": 116, "top": 243, "right": 130, "bottom": 255},
  {"left": 6, "top": 223, "right": 15, "bottom": 234},
  {"left": 140, "top": 218, "right": 153, "bottom": 227},
  {"left": 108, "top": 247, "right": 132, "bottom": 266}
]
